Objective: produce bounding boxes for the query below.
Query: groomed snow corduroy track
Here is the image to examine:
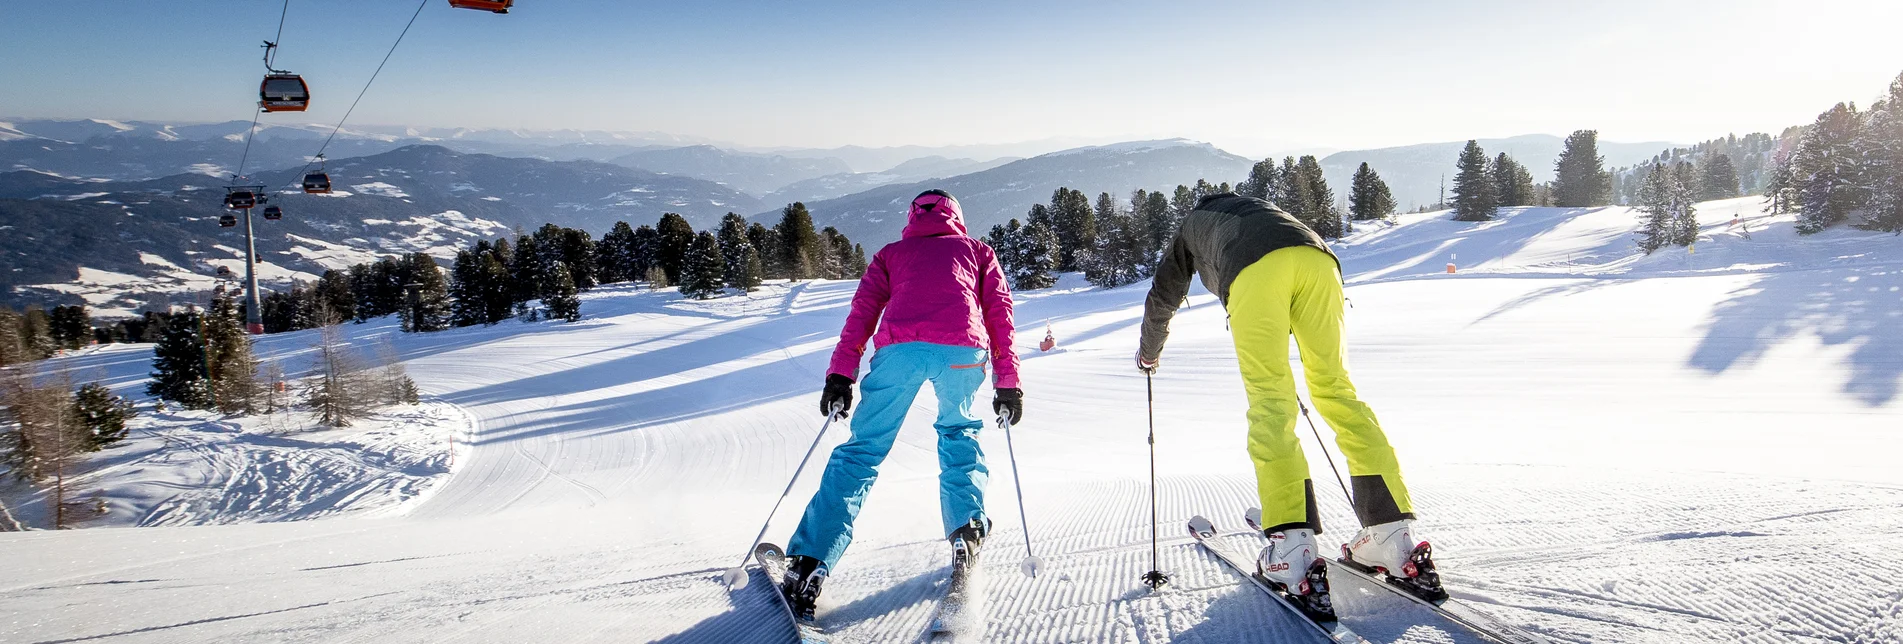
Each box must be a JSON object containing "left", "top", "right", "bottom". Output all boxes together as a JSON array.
[{"left": 4, "top": 198, "right": 1901, "bottom": 643}]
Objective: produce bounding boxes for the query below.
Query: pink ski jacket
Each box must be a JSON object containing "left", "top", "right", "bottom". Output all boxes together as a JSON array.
[{"left": 827, "top": 193, "right": 1021, "bottom": 388}]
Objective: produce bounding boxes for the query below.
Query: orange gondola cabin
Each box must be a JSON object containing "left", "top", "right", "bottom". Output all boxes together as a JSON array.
[
  {"left": 224, "top": 189, "right": 259, "bottom": 210},
  {"left": 260, "top": 73, "right": 310, "bottom": 112},
  {"left": 302, "top": 172, "right": 332, "bottom": 194},
  {"left": 448, "top": 0, "right": 512, "bottom": 13},
  {"left": 262, "top": 205, "right": 283, "bottom": 220}
]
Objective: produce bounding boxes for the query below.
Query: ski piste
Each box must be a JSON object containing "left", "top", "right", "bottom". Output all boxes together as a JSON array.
[
  {"left": 1242, "top": 508, "right": 1554, "bottom": 644},
  {"left": 752, "top": 543, "right": 831, "bottom": 644},
  {"left": 926, "top": 539, "right": 986, "bottom": 641},
  {"left": 1187, "top": 515, "right": 1370, "bottom": 644}
]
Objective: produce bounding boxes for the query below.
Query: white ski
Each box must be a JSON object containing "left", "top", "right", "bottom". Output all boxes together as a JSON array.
[
  {"left": 752, "top": 543, "right": 831, "bottom": 644},
  {"left": 926, "top": 545, "right": 985, "bottom": 641},
  {"left": 1242, "top": 508, "right": 1554, "bottom": 644},
  {"left": 1188, "top": 515, "right": 1371, "bottom": 644}
]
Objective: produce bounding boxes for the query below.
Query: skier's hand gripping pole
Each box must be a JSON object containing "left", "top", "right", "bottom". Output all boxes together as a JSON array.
[
  {"left": 722, "top": 401, "right": 844, "bottom": 590},
  {"left": 997, "top": 410, "right": 1044, "bottom": 578}
]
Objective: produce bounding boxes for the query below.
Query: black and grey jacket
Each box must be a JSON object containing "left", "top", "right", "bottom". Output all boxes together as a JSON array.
[{"left": 1137, "top": 193, "right": 1339, "bottom": 362}]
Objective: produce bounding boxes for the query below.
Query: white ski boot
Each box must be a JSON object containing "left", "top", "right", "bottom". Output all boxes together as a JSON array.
[
  {"left": 1257, "top": 528, "right": 1335, "bottom": 621},
  {"left": 1344, "top": 519, "right": 1446, "bottom": 602}
]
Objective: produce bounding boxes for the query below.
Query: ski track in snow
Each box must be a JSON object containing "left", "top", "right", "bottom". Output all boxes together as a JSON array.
[{"left": 3, "top": 198, "right": 1902, "bottom": 642}]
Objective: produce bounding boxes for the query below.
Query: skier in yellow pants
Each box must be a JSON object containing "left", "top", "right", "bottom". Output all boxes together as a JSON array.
[{"left": 1137, "top": 193, "right": 1443, "bottom": 621}]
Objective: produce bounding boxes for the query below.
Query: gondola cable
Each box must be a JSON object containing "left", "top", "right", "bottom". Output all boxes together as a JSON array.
[
  {"left": 293, "top": 0, "right": 429, "bottom": 185},
  {"left": 233, "top": 0, "right": 295, "bottom": 183}
]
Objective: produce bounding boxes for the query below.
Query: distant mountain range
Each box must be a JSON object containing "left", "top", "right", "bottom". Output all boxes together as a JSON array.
[
  {"left": 1, "top": 119, "right": 1693, "bottom": 315},
  {"left": 0, "top": 145, "right": 761, "bottom": 315}
]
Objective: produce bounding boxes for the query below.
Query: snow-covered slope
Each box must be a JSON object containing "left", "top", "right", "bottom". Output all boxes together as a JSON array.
[{"left": 2, "top": 199, "right": 1899, "bottom": 643}]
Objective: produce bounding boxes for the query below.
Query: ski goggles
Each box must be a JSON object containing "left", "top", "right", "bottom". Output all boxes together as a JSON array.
[{"left": 909, "top": 191, "right": 962, "bottom": 219}]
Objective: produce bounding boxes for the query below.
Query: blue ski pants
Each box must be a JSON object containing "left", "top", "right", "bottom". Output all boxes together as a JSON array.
[{"left": 788, "top": 342, "right": 991, "bottom": 569}]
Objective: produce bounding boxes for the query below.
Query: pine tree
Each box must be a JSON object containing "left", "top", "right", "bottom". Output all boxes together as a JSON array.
[
  {"left": 448, "top": 247, "right": 487, "bottom": 327},
  {"left": 656, "top": 213, "right": 697, "bottom": 283},
  {"left": 317, "top": 269, "right": 357, "bottom": 322},
  {"left": 1700, "top": 153, "right": 1741, "bottom": 200},
  {"left": 146, "top": 308, "right": 211, "bottom": 409},
  {"left": 305, "top": 322, "right": 369, "bottom": 428},
  {"left": 509, "top": 233, "right": 545, "bottom": 309},
  {"left": 541, "top": 264, "right": 582, "bottom": 322},
  {"left": 47, "top": 305, "right": 90, "bottom": 350},
  {"left": 1794, "top": 102, "right": 1866, "bottom": 234},
  {"left": 1451, "top": 140, "right": 1498, "bottom": 221},
  {"left": 747, "top": 223, "right": 783, "bottom": 279},
  {"left": 204, "top": 289, "right": 258, "bottom": 415},
  {"left": 716, "top": 213, "right": 757, "bottom": 289},
  {"left": 595, "top": 221, "right": 637, "bottom": 285},
  {"left": 1669, "top": 165, "right": 1700, "bottom": 247},
  {"left": 70, "top": 382, "right": 134, "bottom": 450},
  {"left": 1489, "top": 153, "right": 1535, "bottom": 207},
  {"left": 1554, "top": 130, "right": 1612, "bottom": 207},
  {"left": 1635, "top": 164, "right": 1673, "bottom": 253},
  {"left": 402, "top": 253, "right": 451, "bottom": 332},
  {"left": 1859, "top": 72, "right": 1903, "bottom": 232},
  {"left": 19, "top": 307, "right": 55, "bottom": 361},
  {"left": 1349, "top": 162, "right": 1397, "bottom": 221},
  {"left": 481, "top": 240, "right": 515, "bottom": 324},
  {"left": 1763, "top": 150, "right": 1798, "bottom": 214},
  {"left": 1082, "top": 192, "right": 1145, "bottom": 287},
  {"left": 555, "top": 226, "right": 597, "bottom": 290},
  {"left": 1049, "top": 188, "right": 1097, "bottom": 271},
  {"left": 631, "top": 225, "right": 662, "bottom": 281},
  {"left": 1238, "top": 159, "right": 1277, "bottom": 199},
  {"left": 845, "top": 244, "right": 867, "bottom": 279},
  {"left": 679, "top": 231, "right": 726, "bottom": 299},
  {"left": 1294, "top": 156, "right": 1345, "bottom": 238},
  {"left": 774, "top": 203, "right": 822, "bottom": 280},
  {"left": 736, "top": 246, "right": 766, "bottom": 291}
]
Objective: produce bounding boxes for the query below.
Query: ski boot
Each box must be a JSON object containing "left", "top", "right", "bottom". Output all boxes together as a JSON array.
[
  {"left": 780, "top": 555, "right": 828, "bottom": 622},
  {"left": 949, "top": 518, "right": 987, "bottom": 574},
  {"left": 1345, "top": 519, "right": 1447, "bottom": 603},
  {"left": 1257, "top": 528, "right": 1336, "bottom": 622}
]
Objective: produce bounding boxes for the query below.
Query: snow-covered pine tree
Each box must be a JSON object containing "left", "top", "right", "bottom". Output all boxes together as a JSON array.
[
  {"left": 1668, "top": 163, "right": 1700, "bottom": 247},
  {"left": 205, "top": 289, "right": 259, "bottom": 415},
  {"left": 1349, "top": 162, "right": 1397, "bottom": 221},
  {"left": 679, "top": 231, "right": 726, "bottom": 299},
  {"left": 716, "top": 213, "right": 757, "bottom": 289},
  {"left": 1271, "top": 157, "right": 1301, "bottom": 212},
  {"left": 1013, "top": 207, "right": 1059, "bottom": 290},
  {"left": 70, "top": 382, "right": 134, "bottom": 450},
  {"left": 1134, "top": 189, "right": 1172, "bottom": 265},
  {"left": 1763, "top": 150, "right": 1798, "bottom": 214},
  {"left": 656, "top": 212, "right": 698, "bottom": 283},
  {"left": 146, "top": 308, "right": 211, "bottom": 409},
  {"left": 1082, "top": 194, "right": 1144, "bottom": 287},
  {"left": 1490, "top": 153, "right": 1535, "bottom": 207},
  {"left": 846, "top": 244, "right": 867, "bottom": 278},
  {"left": 1700, "top": 153, "right": 1741, "bottom": 200},
  {"left": 1794, "top": 102, "right": 1866, "bottom": 234},
  {"left": 1860, "top": 72, "right": 1903, "bottom": 232},
  {"left": 541, "top": 264, "right": 582, "bottom": 322},
  {"left": 746, "top": 223, "right": 782, "bottom": 279},
  {"left": 1451, "top": 140, "right": 1498, "bottom": 221},
  {"left": 595, "top": 221, "right": 637, "bottom": 285},
  {"left": 1635, "top": 164, "right": 1673, "bottom": 254},
  {"left": 819, "top": 227, "right": 849, "bottom": 279},
  {"left": 1294, "top": 156, "right": 1345, "bottom": 238},
  {"left": 1238, "top": 159, "right": 1276, "bottom": 200},
  {"left": 1671, "top": 159, "right": 1703, "bottom": 203}
]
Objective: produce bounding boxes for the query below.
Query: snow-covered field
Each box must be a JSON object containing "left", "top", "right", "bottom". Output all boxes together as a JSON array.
[{"left": 2, "top": 198, "right": 1900, "bottom": 643}]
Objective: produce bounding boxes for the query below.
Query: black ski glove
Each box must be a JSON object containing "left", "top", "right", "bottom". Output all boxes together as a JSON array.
[
  {"left": 820, "top": 374, "right": 854, "bottom": 419},
  {"left": 993, "top": 387, "right": 1024, "bottom": 425}
]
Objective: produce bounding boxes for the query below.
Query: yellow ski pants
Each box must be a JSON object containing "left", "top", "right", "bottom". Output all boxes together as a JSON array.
[{"left": 1229, "top": 246, "right": 1414, "bottom": 533}]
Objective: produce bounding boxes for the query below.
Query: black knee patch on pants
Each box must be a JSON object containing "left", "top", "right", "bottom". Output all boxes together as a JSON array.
[
  {"left": 1351, "top": 474, "right": 1414, "bottom": 526},
  {"left": 1266, "top": 480, "right": 1323, "bottom": 535}
]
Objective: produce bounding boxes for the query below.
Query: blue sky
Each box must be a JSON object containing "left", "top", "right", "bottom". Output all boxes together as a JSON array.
[{"left": 3, "top": 0, "right": 1900, "bottom": 154}]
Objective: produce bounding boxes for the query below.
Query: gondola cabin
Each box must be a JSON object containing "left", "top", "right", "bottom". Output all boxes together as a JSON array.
[
  {"left": 224, "top": 190, "right": 259, "bottom": 210},
  {"left": 448, "top": 0, "right": 512, "bottom": 13},
  {"left": 217, "top": 266, "right": 234, "bottom": 278},
  {"left": 262, "top": 205, "right": 283, "bottom": 220},
  {"left": 219, "top": 214, "right": 238, "bottom": 228},
  {"left": 259, "top": 74, "right": 310, "bottom": 112},
  {"left": 302, "top": 172, "right": 332, "bottom": 194}
]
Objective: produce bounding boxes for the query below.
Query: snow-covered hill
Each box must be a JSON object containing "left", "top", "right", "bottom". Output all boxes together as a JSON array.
[{"left": 2, "top": 198, "right": 1899, "bottom": 643}]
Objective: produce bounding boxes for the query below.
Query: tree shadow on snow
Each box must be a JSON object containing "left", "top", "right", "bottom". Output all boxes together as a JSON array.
[{"left": 1689, "top": 264, "right": 1903, "bottom": 406}]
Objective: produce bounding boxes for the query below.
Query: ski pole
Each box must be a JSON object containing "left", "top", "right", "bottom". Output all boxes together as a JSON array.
[
  {"left": 1297, "top": 397, "right": 1355, "bottom": 507},
  {"left": 722, "top": 402, "right": 843, "bottom": 590},
  {"left": 997, "top": 411, "right": 1045, "bottom": 578},
  {"left": 1141, "top": 369, "right": 1170, "bottom": 590}
]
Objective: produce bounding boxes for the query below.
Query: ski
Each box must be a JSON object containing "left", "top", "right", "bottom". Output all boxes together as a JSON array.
[
  {"left": 753, "top": 543, "right": 831, "bottom": 644},
  {"left": 1187, "top": 515, "right": 1370, "bottom": 644},
  {"left": 926, "top": 536, "right": 986, "bottom": 641},
  {"left": 1242, "top": 508, "right": 1553, "bottom": 644}
]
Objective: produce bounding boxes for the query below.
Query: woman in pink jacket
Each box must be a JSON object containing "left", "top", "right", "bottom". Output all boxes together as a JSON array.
[{"left": 778, "top": 189, "right": 1022, "bottom": 618}]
